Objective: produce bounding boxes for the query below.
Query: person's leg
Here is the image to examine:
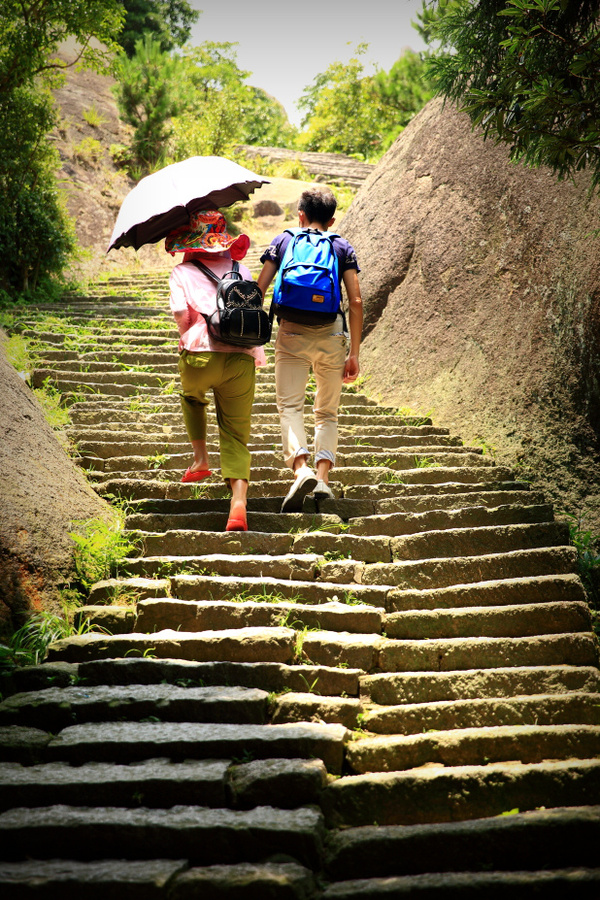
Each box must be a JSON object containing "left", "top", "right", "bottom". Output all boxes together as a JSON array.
[
  {"left": 312, "top": 319, "right": 346, "bottom": 493},
  {"left": 178, "top": 353, "right": 212, "bottom": 480},
  {"left": 212, "top": 353, "right": 255, "bottom": 530},
  {"left": 275, "top": 323, "right": 319, "bottom": 511}
]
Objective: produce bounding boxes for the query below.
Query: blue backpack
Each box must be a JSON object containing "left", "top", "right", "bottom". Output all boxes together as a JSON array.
[{"left": 270, "top": 229, "right": 342, "bottom": 325}]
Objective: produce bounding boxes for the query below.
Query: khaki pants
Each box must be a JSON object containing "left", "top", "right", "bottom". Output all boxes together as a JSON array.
[
  {"left": 178, "top": 350, "right": 255, "bottom": 481},
  {"left": 275, "top": 315, "right": 347, "bottom": 470}
]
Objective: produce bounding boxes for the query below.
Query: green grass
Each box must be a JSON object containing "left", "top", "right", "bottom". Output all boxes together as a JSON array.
[
  {"left": 69, "top": 513, "right": 141, "bottom": 592},
  {"left": 0, "top": 611, "right": 102, "bottom": 674}
]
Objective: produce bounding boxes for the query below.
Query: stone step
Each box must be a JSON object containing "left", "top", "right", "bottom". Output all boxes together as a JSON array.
[
  {"left": 361, "top": 546, "right": 579, "bottom": 592},
  {"left": 335, "top": 465, "right": 515, "bottom": 486},
  {"left": 121, "top": 552, "right": 322, "bottom": 580},
  {"left": 42, "top": 720, "right": 348, "bottom": 772},
  {"left": 378, "top": 633, "right": 598, "bottom": 673},
  {"left": 75, "top": 657, "right": 362, "bottom": 698},
  {"left": 169, "top": 574, "right": 389, "bottom": 609},
  {"left": 136, "top": 599, "right": 384, "bottom": 636},
  {"left": 321, "top": 758, "right": 600, "bottom": 828},
  {"left": 271, "top": 692, "right": 363, "bottom": 730},
  {"left": 348, "top": 503, "right": 554, "bottom": 537},
  {"left": 375, "top": 489, "right": 545, "bottom": 514},
  {"left": 390, "top": 522, "right": 570, "bottom": 561},
  {"left": 0, "top": 804, "right": 324, "bottom": 867},
  {"left": 324, "top": 805, "right": 600, "bottom": 881},
  {"left": 0, "top": 859, "right": 318, "bottom": 898},
  {"left": 46, "top": 627, "right": 297, "bottom": 665},
  {"left": 361, "top": 665, "right": 600, "bottom": 706},
  {"left": 0, "top": 755, "right": 327, "bottom": 814},
  {"left": 363, "top": 692, "right": 600, "bottom": 734},
  {"left": 383, "top": 600, "right": 592, "bottom": 640},
  {"left": 384, "top": 574, "right": 585, "bottom": 612},
  {"left": 0, "top": 684, "right": 269, "bottom": 730},
  {"left": 321, "top": 869, "right": 600, "bottom": 898},
  {"left": 346, "top": 723, "right": 600, "bottom": 774}
]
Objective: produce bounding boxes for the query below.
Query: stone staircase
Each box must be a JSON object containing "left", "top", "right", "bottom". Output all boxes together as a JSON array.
[{"left": 1, "top": 272, "right": 599, "bottom": 897}]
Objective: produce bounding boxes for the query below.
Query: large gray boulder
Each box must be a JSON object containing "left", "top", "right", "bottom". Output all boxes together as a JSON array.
[
  {"left": 0, "top": 336, "right": 112, "bottom": 637},
  {"left": 342, "top": 98, "right": 600, "bottom": 531}
]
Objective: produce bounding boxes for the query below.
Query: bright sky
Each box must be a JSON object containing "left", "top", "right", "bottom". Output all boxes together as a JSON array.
[{"left": 187, "top": 0, "right": 428, "bottom": 127}]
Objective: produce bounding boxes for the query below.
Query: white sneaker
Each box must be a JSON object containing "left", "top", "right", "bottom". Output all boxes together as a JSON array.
[
  {"left": 313, "top": 480, "right": 334, "bottom": 500},
  {"left": 280, "top": 469, "right": 318, "bottom": 513}
]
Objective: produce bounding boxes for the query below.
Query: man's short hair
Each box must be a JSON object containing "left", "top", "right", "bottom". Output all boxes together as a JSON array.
[{"left": 298, "top": 188, "right": 337, "bottom": 227}]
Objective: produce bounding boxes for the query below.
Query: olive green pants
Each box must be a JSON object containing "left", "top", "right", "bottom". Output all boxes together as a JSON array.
[{"left": 178, "top": 350, "right": 255, "bottom": 482}]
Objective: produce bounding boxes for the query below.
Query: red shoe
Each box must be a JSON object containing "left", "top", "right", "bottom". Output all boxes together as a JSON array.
[
  {"left": 181, "top": 467, "right": 212, "bottom": 483},
  {"left": 226, "top": 514, "right": 248, "bottom": 532}
]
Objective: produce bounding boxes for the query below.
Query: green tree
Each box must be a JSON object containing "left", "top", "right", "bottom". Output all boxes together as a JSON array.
[
  {"left": 0, "top": 0, "right": 124, "bottom": 294},
  {"left": 114, "top": 34, "right": 185, "bottom": 170},
  {"left": 117, "top": 0, "right": 200, "bottom": 57},
  {"left": 298, "top": 44, "right": 382, "bottom": 160},
  {"left": 416, "top": 0, "right": 600, "bottom": 186},
  {"left": 374, "top": 50, "right": 435, "bottom": 149}
]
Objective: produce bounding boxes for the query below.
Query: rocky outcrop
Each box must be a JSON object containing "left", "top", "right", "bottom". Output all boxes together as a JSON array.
[
  {"left": 239, "top": 146, "right": 375, "bottom": 189},
  {"left": 0, "top": 336, "right": 111, "bottom": 636},
  {"left": 341, "top": 98, "right": 600, "bottom": 532}
]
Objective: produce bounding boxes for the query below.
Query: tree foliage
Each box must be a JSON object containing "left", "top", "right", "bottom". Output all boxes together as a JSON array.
[
  {"left": 117, "top": 0, "right": 200, "bottom": 57},
  {"left": 0, "top": 0, "right": 124, "bottom": 294},
  {"left": 298, "top": 44, "right": 433, "bottom": 160},
  {"left": 416, "top": 0, "right": 600, "bottom": 186}
]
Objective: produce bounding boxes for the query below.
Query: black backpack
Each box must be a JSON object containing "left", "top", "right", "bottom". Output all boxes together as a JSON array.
[{"left": 190, "top": 259, "right": 271, "bottom": 348}]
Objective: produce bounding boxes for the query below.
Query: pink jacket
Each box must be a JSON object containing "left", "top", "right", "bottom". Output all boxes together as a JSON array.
[{"left": 169, "top": 254, "right": 267, "bottom": 366}]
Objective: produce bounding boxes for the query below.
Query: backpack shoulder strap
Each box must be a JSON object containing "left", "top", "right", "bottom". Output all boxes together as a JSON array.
[{"left": 189, "top": 258, "right": 218, "bottom": 284}]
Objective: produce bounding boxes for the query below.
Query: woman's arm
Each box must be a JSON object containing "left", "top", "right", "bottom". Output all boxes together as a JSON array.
[{"left": 257, "top": 260, "right": 278, "bottom": 300}]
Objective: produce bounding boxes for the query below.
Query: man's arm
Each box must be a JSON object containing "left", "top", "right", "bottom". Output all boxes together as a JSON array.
[
  {"left": 257, "top": 260, "right": 278, "bottom": 300},
  {"left": 342, "top": 268, "right": 363, "bottom": 383}
]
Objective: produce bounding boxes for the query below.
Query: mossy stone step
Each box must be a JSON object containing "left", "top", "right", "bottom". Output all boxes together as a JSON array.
[
  {"left": 0, "top": 858, "right": 189, "bottom": 899},
  {"left": 136, "top": 598, "right": 384, "bottom": 636},
  {"left": 43, "top": 720, "right": 348, "bottom": 772},
  {"left": 170, "top": 573, "right": 389, "bottom": 608},
  {"left": 375, "top": 489, "right": 545, "bottom": 514},
  {"left": 46, "top": 627, "right": 297, "bottom": 665},
  {"left": 0, "top": 684, "right": 269, "bottom": 730},
  {"left": 347, "top": 723, "right": 600, "bottom": 774},
  {"left": 0, "top": 759, "right": 230, "bottom": 811},
  {"left": 121, "top": 552, "right": 322, "bottom": 581},
  {"left": 361, "top": 665, "right": 600, "bottom": 706},
  {"left": 390, "top": 522, "right": 570, "bottom": 561},
  {"left": 363, "top": 692, "right": 600, "bottom": 735},
  {"left": 77, "top": 657, "right": 361, "bottom": 697},
  {"left": 383, "top": 600, "right": 592, "bottom": 640},
  {"left": 271, "top": 692, "right": 363, "bottom": 730},
  {"left": 362, "top": 546, "right": 579, "bottom": 593},
  {"left": 323, "top": 805, "right": 600, "bottom": 881},
  {"left": 126, "top": 510, "right": 343, "bottom": 533},
  {"left": 348, "top": 503, "right": 554, "bottom": 537},
  {"left": 320, "top": 758, "right": 600, "bottom": 828},
  {"left": 334, "top": 465, "right": 514, "bottom": 486},
  {"left": 0, "top": 804, "right": 324, "bottom": 867},
  {"left": 379, "top": 632, "right": 598, "bottom": 672},
  {"left": 321, "top": 868, "right": 600, "bottom": 898}
]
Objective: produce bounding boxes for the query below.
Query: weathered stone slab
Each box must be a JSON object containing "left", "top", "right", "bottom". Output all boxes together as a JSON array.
[
  {"left": 79, "top": 659, "right": 361, "bottom": 697},
  {"left": 272, "top": 693, "right": 362, "bottom": 730},
  {"left": 385, "top": 574, "right": 586, "bottom": 612},
  {"left": 0, "top": 662, "right": 78, "bottom": 699},
  {"left": 361, "top": 665, "right": 600, "bottom": 706},
  {"left": 364, "top": 692, "right": 600, "bottom": 734},
  {"left": 229, "top": 757, "right": 328, "bottom": 810},
  {"left": 320, "top": 758, "right": 600, "bottom": 828},
  {"left": 0, "top": 684, "right": 268, "bottom": 729},
  {"left": 137, "top": 599, "right": 384, "bottom": 636},
  {"left": 0, "top": 758, "right": 229, "bottom": 810},
  {"left": 134, "top": 552, "right": 321, "bottom": 582},
  {"left": 348, "top": 504, "right": 553, "bottom": 537},
  {"left": 127, "top": 511, "right": 342, "bottom": 535},
  {"left": 324, "top": 805, "right": 600, "bottom": 880},
  {"left": 390, "top": 522, "right": 570, "bottom": 561},
  {"left": 383, "top": 600, "right": 592, "bottom": 640},
  {"left": 321, "top": 869, "right": 600, "bottom": 898},
  {"left": 364, "top": 546, "right": 579, "bottom": 591},
  {"left": 74, "top": 605, "right": 136, "bottom": 633},
  {"left": 292, "top": 533, "right": 391, "bottom": 564},
  {"left": 300, "top": 632, "right": 383, "bottom": 672},
  {"left": 347, "top": 724, "right": 600, "bottom": 773},
  {"left": 378, "top": 633, "right": 599, "bottom": 672},
  {"left": 170, "top": 575, "right": 389, "bottom": 609},
  {"left": 170, "top": 861, "right": 317, "bottom": 900},
  {"left": 141, "top": 531, "right": 294, "bottom": 557},
  {"left": 0, "top": 804, "right": 324, "bottom": 867},
  {"left": 46, "top": 627, "right": 297, "bottom": 664},
  {"left": 0, "top": 859, "right": 187, "bottom": 899},
  {"left": 46, "top": 721, "right": 349, "bottom": 772},
  {"left": 375, "top": 489, "right": 547, "bottom": 515},
  {"left": 88, "top": 578, "right": 169, "bottom": 605},
  {"left": 0, "top": 726, "right": 51, "bottom": 763}
]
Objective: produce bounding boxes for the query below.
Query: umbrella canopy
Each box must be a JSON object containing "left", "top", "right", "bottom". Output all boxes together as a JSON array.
[{"left": 108, "top": 155, "right": 270, "bottom": 252}]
